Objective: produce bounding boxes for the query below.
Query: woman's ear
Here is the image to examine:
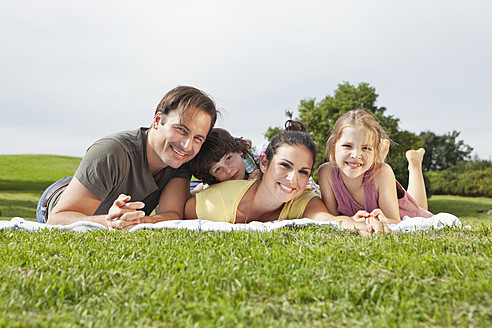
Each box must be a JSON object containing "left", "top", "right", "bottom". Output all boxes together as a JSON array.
[{"left": 260, "top": 154, "right": 269, "bottom": 174}]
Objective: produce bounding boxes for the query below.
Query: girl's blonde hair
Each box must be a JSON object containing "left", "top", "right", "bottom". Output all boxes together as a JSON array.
[{"left": 325, "top": 109, "right": 388, "bottom": 177}]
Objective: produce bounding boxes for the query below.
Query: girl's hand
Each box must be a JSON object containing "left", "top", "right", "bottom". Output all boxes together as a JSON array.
[
  {"left": 369, "top": 209, "right": 387, "bottom": 222},
  {"left": 362, "top": 220, "right": 392, "bottom": 235},
  {"left": 353, "top": 209, "right": 392, "bottom": 235},
  {"left": 353, "top": 210, "right": 371, "bottom": 223}
]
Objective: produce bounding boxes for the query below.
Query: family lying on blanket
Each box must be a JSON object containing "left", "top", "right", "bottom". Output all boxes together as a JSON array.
[{"left": 39, "top": 86, "right": 439, "bottom": 235}]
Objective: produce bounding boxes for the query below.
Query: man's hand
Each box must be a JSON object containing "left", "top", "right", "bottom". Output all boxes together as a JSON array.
[{"left": 106, "top": 194, "right": 145, "bottom": 229}]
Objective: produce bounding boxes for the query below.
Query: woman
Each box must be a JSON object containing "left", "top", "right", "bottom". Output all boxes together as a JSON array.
[{"left": 184, "top": 121, "right": 390, "bottom": 235}]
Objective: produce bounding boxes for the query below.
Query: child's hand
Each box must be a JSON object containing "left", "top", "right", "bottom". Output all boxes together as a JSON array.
[
  {"left": 353, "top": 210, "right": 371, "bottom": 223},
  {"left": 361, "top": 220, "right": 392, "bottom": 235},
  {"left": 353, "top": 209, "right": 389, "bottom": 225},
  {"left": 369, "top": 209, "right": 387, "bottom": 223},
  {"left": 248, "top": 169, "right": 262, "bottom": 180}
]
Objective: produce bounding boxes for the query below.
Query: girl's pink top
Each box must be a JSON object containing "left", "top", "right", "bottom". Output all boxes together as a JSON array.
[{"left": 331, "top": 167, "right": 433, "bottom": 219}]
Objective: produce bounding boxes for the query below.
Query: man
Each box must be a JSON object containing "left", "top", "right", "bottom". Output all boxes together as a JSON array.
[{"left": 46, "top": 86, "right": 217, "bottom": 229}]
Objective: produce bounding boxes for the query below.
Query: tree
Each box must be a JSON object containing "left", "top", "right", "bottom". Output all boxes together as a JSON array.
[
  {"left": 263, "top": 82, "right": 473, "bottom": 190},
  {"left": 263, "top": 109, "right": 294, "bottom": 141},
  {"left": 295, "top": 82, "right": 421, "bottom": 183},
  {"left": 420, "top": 131, "right": 473, "bottom": 171},
  {"left": 264, "top": 126, "right": 283, "bottom": 141}
]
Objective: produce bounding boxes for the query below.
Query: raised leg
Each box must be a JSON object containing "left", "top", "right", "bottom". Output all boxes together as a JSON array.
[{"left": 406, "top": 148, "right": 427, "bottom": 210}]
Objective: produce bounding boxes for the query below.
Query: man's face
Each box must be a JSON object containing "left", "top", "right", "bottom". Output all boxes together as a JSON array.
[{"left": 150, "top": 108, "right": 212, "bottom": 169}]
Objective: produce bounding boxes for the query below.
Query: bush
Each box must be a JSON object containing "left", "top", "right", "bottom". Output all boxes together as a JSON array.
[{"left": 427, "top": 161, "right": 492, "bottom": 197}]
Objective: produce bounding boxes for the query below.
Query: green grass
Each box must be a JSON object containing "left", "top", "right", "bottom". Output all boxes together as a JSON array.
[
  {"left": 0, "top": 155, "right": 80, "bottom": 220},
  {"left": 1, "top": 155, "right": 492, "bottom": 327},
  {"left": 2, "top": 227, "right": 492, "bottom": 327},
  {"left": 428, "top": 195, "right": 492, "bottom": 225},
  {"left": 0, "top": 155, "right": 81, "bottom": 191}
]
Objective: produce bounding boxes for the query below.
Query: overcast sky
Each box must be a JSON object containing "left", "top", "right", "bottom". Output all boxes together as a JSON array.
[{"left": 1, "top": 0, "right": 491, "bottom": 161}]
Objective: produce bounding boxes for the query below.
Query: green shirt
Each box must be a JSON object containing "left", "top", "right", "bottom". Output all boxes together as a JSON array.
[{"left": 75, "top": 128, "right": 191, "bottom": 215}]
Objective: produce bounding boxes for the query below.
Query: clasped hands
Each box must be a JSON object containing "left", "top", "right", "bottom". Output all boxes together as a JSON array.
[
  {"left": 353, "top": 209, "right": 392, "bottom": 235},
  {"left": 106, "top": 194, "right": 145, "bottom": 230}
]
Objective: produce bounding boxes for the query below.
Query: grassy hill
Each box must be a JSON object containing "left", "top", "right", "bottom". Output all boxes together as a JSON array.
[
  {"left": 0, "top": 154, "right": 81, "bottom": 191},
  {"left": 0, "top": 155, "right": 81, "bottom": 220}
]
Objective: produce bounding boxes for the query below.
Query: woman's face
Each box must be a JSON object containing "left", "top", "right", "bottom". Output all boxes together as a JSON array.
[
  {"left": 210, "top": 152, "right": 246, "bottom": 182},
  {"left": 260, "top": 144, "right": 313, "bottom": 203}
]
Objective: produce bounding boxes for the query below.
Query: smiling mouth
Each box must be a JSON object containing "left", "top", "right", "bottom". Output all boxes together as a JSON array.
[
  {"left": 278, "top": 183, "right": 296, "bottom": 193},
  {"left": 346, "top": 162, "right": 363, "bottom": 168},
  {"left": 171, "top": 146, "right": 187, "bottom": 158},
  {"left": 231, "top": 170, "right": 239, "bottom": 179}
]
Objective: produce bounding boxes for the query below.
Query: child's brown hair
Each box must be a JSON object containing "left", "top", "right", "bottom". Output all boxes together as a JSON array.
[
  {"left": 188, "top": 128, "right": 252, "bottom": 185},
  {"left": 325, "top": 109, "right": 388, "bottom": 178}
]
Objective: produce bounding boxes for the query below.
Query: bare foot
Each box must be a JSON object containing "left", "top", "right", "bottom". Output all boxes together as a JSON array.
[
  {"left": 406, "top": 148, "right": 425, "bottom": 169},
  {"left": 380, "top": 139, "right": 390, "bottom": 162}
]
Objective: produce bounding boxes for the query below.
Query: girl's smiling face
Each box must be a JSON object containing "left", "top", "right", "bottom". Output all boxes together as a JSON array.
[
  {"left": 260, "top": 144, "right": 313, "bottom": 203},
  {"left": 210, "top": 152, "right": 246, "bottom": 182},
  {"left": 334, "top": 126, "right": 376, "bottom": 179}
]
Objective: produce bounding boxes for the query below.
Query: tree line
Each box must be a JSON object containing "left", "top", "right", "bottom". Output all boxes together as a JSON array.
[{"left": 265, "top": 82, "right": 492, "bottom": 197}]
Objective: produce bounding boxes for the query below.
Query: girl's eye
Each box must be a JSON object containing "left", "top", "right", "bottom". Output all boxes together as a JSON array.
[
  {"left": 226, "top": 155, "right": 232, "bottom": 162},
  {"left": 363, "top": 146, "right": 373, "bottom": 151},
  {"left": 214, "top": 167, "right": 221, "bottom": 173},
  {"left": 281, "top": 163, "right": 291, "bottom": 169},
  {"left": 342, "top": 144, "right": 351, "bottom": 148},
  {"left": 299, "top": 170, "right": 309, "bottom": 176}
]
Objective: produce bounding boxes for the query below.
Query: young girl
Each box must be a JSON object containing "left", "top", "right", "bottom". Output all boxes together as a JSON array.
[
  {"left": 184, "top": 121, "right": 390, "bottom": 235},
  {"left": 188, "top": 127, "right": 319, "bottom": 193},
  {"left": 318, "top": 109, "right": 432, "bottom": 225}
]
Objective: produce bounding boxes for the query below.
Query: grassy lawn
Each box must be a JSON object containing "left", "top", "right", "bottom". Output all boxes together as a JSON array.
[
  {"left": 1, "top": 155, "right": 492, "bottom": 327},
  {"left": 0, "top": 155, "right": 81, "bottom": 221}
]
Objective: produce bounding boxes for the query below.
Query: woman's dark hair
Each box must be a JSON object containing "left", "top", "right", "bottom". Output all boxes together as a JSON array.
[
  {"left": 264, "top": 120, "right": 317, "bottom": 169},
  {"left": 187, "top": 128, "right": 252, "bottom": 185}
]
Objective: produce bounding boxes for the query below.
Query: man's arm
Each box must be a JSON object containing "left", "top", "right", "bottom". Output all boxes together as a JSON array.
[
  {"left": 184, "top": 197, "right": 198, "bottom": 219},
  {"left": 46, "top": 177, "right": 108, "bottom": 226},
  {"left": 89, "top": 178, "right": 191, "bottom": 230},
  {"left": 143, "top": 177, "right": 191, "bottom": 223}
]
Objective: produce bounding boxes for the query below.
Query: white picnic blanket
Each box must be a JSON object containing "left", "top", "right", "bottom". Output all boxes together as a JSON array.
[{"left": 0, "top": 212, "right": 464, "bottom": 233}]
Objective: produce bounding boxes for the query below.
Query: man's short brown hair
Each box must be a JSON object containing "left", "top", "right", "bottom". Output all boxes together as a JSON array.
[{"left": 155, "top": 86, "right": 217, "bottom": 131}]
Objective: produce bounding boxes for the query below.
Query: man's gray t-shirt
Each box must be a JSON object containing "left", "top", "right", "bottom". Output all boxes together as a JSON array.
[{"left": 74, "top": 127, "right": 191, "bottom": 215}]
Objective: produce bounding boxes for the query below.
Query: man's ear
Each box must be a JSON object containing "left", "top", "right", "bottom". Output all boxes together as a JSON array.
[
  {"left": 153, "top": 113, "right": 162, "bottom": 129},
  {"left": 260, "top": 154, "right": 269, "bottom": 174}
]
